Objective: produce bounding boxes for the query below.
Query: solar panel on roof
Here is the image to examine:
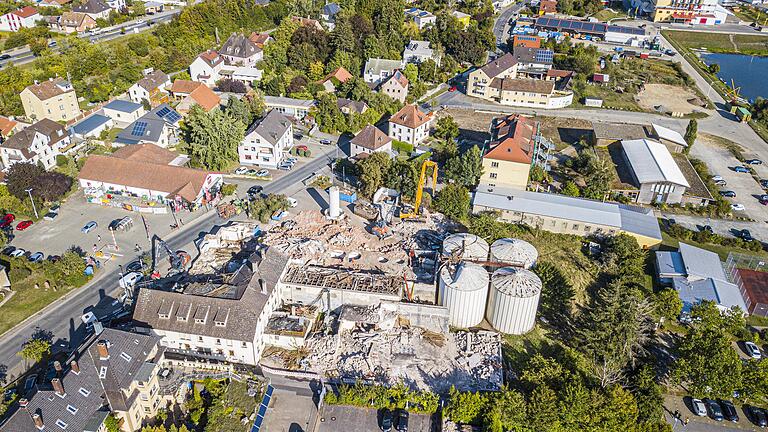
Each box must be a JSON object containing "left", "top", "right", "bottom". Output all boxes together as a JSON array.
[
  {"left": 258, "top": 404, "right": 267, "bottom": 417},
  {"left": 156, "top": 106, "right": 171, "bottom": 117},
  {"left": 266, "top": 385, "right": 274, "bottom": 397},
  {"left": 131, "top": 121, "right": 147, "bottom": 136},
  {"left": 535, "top": 49, "right": 553, "bottom": 63},
  {"left": 165, "top": 111, "right": 181, "bottom": 123}
]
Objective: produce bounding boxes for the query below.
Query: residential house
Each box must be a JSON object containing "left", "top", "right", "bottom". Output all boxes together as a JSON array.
[
  {"left": 189, "top": 51, "right": 225, "bottom": 86},
  {"left": 1, "top": 328, "right": 167, "bottom": 432},
  {"left": 38, "top": 0, "right": 71, "bottom": 8},
  {"left": 128, "top": 69, "right": 171, "bottom": 106},
  {"left": 0, "top": 118, "right": 70, "bottom": 170},
  {"left": 144, "top": 1, "right": 164, "bottom": 13},
  {"left": 248, "top": 32, "right": 272, "bottom": 49},
  {"left": 105, "top": 0, "right": 126, "bottom": 11},
  {"left": 539, "top": 0, "right": 558, "bottom": 13},
  {"left": 337, "top": 98, "right": 368, "bottom": 116},
  {"left": 350, "top": 124, "right": 392, "bottom": 158},
  {"left": 320, "top": 67, "right": 353, "bottom": 92},
  {"left": 379, "top": 70, "right": 409, "bottom": 103},
  {"left": 73, "top": 0, "right": 111, "bottom": 20},
  {"left": 102, "top": 100, "right": 146, "bottom": 127},
  {"left": 70, "top": 114, "right": 113, "bottom": 139},
  {"left": 320, "top": 2, "right": 341, "bottom": 29},
  {"left": 620, "top": 139, "right": 690, "bottom": 204},
  {"left": 58, "top": 11, "right": 97, "bottom": 33},
  {"left": 0, "top": 116, "right": 22, "bottom": 141},
  {"left": 263, "top": 96, "right": 314, "bottom": 120},
  {"left": 655, "top": 243, "right": 746, "bottom": 315},
  {"left": 169, "top": 79, "right": 203, "bottom": 100},
  {"left": 228, "top": 67, "right": 263, "bottom": 85},
  {"left": 176, "top": 84, "right": 221, "bottom": 114},
  {"left": 479, "top": 114, "right": 539, "bottom": 190},
  {"left": 290, "top": 16, "right": 324, "bottom": 30},
  {"left": 20, "top": 78, "right": 81, "bottom": 122},
  {"left": 403, "top": 40, "right": 440, "bottom": 65},
  {"left": 133, "top": 247, "right": 289, "bottom": 366},
  {"left": 388, "top": 104, "right": 432, "bottom": 146},
  {"left": 0, "top": 7, "right": 40, "bottom": 32},
  {"left": 115, "top": 104, "right": 181, "bottom": 148},
  {"left": 79, "top": 144, "right": 222, "bottom": 204},
  {"left": 363, "top": 58, "right": 404, "bottom": 84},
  {"left": 220, "top": 33, "right": 262, "bottom": 67},
  {"left": 404, "top": 7, "right": 436, "bottom": 29},
  {"left": 239, "top": 110, "right": 293, "bottom": 168},
  {"left": 511, "top": 35, "right": 541, "bottom": 48},
  {"left": 472, "top": 185, "right": 663, "bottom": 248},
  {"left": 451, "top": 10, "right": 470, "bottom": 28}
]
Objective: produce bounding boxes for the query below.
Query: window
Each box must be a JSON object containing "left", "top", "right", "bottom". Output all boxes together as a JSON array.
[
  {"left": 78, "top": 388, "right": 90, "bottom": 397},
  {"left": 56, "top": 419, "right": 68, "bottom": 429},
  {"left": 489, "top": 173, "right": 497, "bottom": 179},
  {"left": 99, "top": 366, "right": 107, "bottom": 379},
  {"left": 198, "top": 336, "right": 203, "bottom": 342},
  {"left": 491, "top": 161, "right": 499, "bottom": 168},
  {"left": 66, "top": 405, "right": 78, "bottom": 415},
  {"left": 216, "top": 339, "right": 221, "bottom": 345},
  {"left": 120, "top": 352, "right": 132, "bottom": 362}
]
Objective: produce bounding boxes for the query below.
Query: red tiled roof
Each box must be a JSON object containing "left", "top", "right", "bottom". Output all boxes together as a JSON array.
[
  {"left": 14, "top": 6, "right": 38, "bottom": 18},
  {"left": 0, "top": 116, "right": 18, "bottom": 138},
  {"left": 484, "top": 114, "right": 537, "bottom": 164},
  {"left": 322, "top": 67, "right": 353, "bottom": 85},
  {"left": 389, "top": 104, "right": 431, "bottom": 129},
  {"left": 187, "top": 85, "right": 221, "bottom": 112}
]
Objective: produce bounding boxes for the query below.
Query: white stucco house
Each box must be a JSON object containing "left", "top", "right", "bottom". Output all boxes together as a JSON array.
[{"left": 239, "top": 110, "right": 294, "bottom": 168}]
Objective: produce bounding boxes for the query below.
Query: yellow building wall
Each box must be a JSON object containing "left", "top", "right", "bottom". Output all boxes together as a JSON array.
[
  {"left": 480, "top": 158, "right": 530, "bottom": 190},
  {"left": 20, "top": 89, "right": 81, "bottom": 122}
]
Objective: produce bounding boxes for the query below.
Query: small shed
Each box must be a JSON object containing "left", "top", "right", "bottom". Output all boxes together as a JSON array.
[
  {"left": 584, "top": 97, "right": 603, "bottom": 107},
  {"left": 593, "top": 73, "right": 610, "bottom": 83},
  {"left": 736, "top": 107, "right": 752, "bottom": 123}
]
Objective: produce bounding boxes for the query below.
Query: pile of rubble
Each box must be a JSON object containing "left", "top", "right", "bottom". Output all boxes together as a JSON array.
[{"left": 300, "top": 311, "right": 502, "bottom": 392}]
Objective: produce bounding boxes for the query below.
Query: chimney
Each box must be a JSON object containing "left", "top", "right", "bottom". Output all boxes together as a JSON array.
[
  {"left": 52, "top": 378, "right": 65, "bottom": 396},
  {"left": 70, "top": 360, "right": 80, "bottom": 374},
  {"left": 53, "top": 361, "right": 62, "bottom": 373},
  {"left": 258, "top": 278, "right": 266, "bottom": 295},
  {"left": 97, "top": 341, "right": 109, "bottom": 359},
  {"left": 19, "top": 398, "right": 28, "bottom": 410},
  {"left": 32, "top": 413, "right": 43, "bottom": 429}
]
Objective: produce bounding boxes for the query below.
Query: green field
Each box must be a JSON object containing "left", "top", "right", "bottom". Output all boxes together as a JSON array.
[
  {"left": 660, "top": 231, "right": 768, "bottom": 261},
  {"left": 663, "top": 30, "right": 768, "bottom": 56}
]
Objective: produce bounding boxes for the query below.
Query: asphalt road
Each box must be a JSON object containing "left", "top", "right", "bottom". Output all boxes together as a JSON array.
[
  {"left": 0, "top": 144, "right": 338, "bottom": 383},
  {"left": 493, "top": 2, "right": 527, "bottom": 51},
  {"left": 0, "top": 9, "right": 179, "bottom": 68}
]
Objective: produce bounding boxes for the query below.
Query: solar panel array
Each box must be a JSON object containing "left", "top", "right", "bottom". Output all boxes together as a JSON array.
[
  {"left": 165, "top": 111, "right": 181, "bottom": 123},
  {"left": 131, "top": 121, "right": 148, "bottom": 137},
  {"left": 534, "top": 17, "right": 644, "bottom": 36},
  {"left": 156, "top": 106, "right": 171, "bottom": 118},
  {"left": 250, "top": 384, "right": 274, "bottom": 432},
  {"left": 535, "top": 49, "right": 554, "bottom": 64}
]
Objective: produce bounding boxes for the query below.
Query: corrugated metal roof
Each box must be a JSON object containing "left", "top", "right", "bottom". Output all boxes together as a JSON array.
[
  {"left": 655, "top": 251, "right": 685, "bottom": 277},
  {"left": 673, "top": 277, "right": 747, "bottom": 313},
  {"left": 652, "top": 123, "right": 688, "bottom": 147},
  {"left": 622, "top": 139, "right": 690, "bottom": 187},
  {"left": 678, "top": 242, "right": 727, "bottom": 281}
]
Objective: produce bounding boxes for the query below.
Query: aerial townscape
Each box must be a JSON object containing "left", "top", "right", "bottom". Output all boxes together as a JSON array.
[{"left": 1, "top": 0, "right": 768, "bottom": 430}]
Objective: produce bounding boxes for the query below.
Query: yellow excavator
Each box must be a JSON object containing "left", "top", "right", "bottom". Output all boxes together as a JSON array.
[{"left": 400, "top": 160, "right": 438, "bottom": 220}]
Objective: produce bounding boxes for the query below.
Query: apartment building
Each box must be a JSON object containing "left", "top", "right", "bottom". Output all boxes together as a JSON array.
[
  {"left": 0, "top": 118, "right": 70, "bottom": 170},
  {"left": 388, "top": 104, "right": 432, "bottom": 146},
  {"left": 479, "top": 114, "right": 539, "bottom": 190},
  {"left": 0, "top": 6, "right": 40, "bottom": 32},
  {"left": 239, "top": 110, "right": 293, "bottom": 168},
  {"left": 20, "top": 78, "right": 81, "bottom": 122},
  {"left": 652, "top": 0, "right": 726, "bottom": 24}
]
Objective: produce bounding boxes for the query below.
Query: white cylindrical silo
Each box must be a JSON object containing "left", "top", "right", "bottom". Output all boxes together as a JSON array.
[
  {"left": 329, "top": 186, "right": 341, "bottom": 218},
  {"left": 442, "top": 233, "right": 489, "bottom": 261},
  {"left": 486, "top": 267, "right": 542, "bottom": 335},
  {"left": 438, "top": 262, "right": 489, "bottom": 328},
  {"left": 490, "top": 238, "right": 538, "bottom": 269}
]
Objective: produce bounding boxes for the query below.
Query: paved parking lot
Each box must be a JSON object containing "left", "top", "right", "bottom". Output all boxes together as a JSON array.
[
  {"left": 317, "top": 405, "right": 433, "bottom": 432},
  {"left": 664, "top": 395, "right": 764, "bottom": 431}
]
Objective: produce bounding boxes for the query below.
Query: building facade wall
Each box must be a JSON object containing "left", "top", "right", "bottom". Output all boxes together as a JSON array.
[
  {"left": 381, "top": 80, "right": 407, "bottom": 103},
  {"left": 189, "top": 58, "right": 220, "bottom": 86},
  {"left": 350, "top": 141, "right": 392, "bottom": 158},
  {"left": 388, "top": 122, "right": 428, "bottom": 146},
  {"left": 238, "top": 125, "right": 294, "bottom": 168},
  {"left": 103, "top": 107, "right": 146, "bottom": 126},
  {"left": 280, "top": 283, "right": 401, "bottom": 312},
  {"left": 479, "top": 158, "right": 530, "bottom": 190},
  {"left": 636, "top": 182, "right": 685, "bottom": 204},
  {"left": 21, "top": 88, "right": 80, "bottom": 122}
]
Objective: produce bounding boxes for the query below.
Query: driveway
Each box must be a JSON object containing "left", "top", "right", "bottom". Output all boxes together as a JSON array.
[
  {"left": 316, "top": 405, "right": 432, "bottom": 432},
  {"left": 664, "top": 395, "right": 765, "bottom": 431}
]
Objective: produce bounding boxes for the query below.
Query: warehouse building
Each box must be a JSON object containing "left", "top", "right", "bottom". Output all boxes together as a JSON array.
[{"left": 620, "top": 139, "right": 689, "bottom": 205}]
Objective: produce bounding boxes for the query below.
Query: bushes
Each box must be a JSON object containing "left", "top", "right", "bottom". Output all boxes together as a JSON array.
[
  {"left": 220, "top": 183, "right": 238, "bottom": 196},
  {"left": 665, "top": 223, "right": 764, "bottom": 252},
  {"left": 324, "top": 382, "right": 439, "bottom": 414},
  {"left": 391, "top": 140, "right": 414, "bottom": 154},
  {"left": 247, "top": 194, "right": 289, "bottom": 223},
  {"left": 55, "top": 155, "right": 69, "bottom": 167}
]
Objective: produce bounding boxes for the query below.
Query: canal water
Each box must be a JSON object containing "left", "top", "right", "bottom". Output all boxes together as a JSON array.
[{"left": 700, "top": 52, "right": 768, "bottom": 102}]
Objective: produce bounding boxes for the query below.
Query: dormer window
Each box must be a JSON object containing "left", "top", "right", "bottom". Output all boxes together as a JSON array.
[
  {"left": 120, "top": 352, "right": 132, "bottom": 362},
  {"left": 78, "top": 387, "right": 90, "bottom": 397},
  {"left": 66, "top": 405, "right": 78, "bottom": 415},
  {"left": 56, "top": 419, "right": 68, "bottom": 429},
  {"left": 158, "top": 313, "right": 169, "bottom": 319}
]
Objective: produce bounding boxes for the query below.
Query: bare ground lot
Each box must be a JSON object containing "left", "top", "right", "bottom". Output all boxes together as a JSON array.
[{"left": 636, "top": 83, "right": 702, "bottom": 115}]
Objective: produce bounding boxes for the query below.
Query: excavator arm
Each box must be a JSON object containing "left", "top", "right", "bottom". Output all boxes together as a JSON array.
[{"left": 401, "top": 160, "right": 438, "bottom": 219}]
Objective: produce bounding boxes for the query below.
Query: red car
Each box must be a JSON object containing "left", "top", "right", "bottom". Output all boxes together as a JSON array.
[
  {"left": 294, "top": 145, "right": 309, "bottom": 152},
  {"left": 0, "top": 213, "right": 15, "bottom": 228},
  {"left": 15, "top": 220, "right": 33, "bottom": 231},
  {"left": 448, "top": 85, "right": 457, "bottom": 92}
]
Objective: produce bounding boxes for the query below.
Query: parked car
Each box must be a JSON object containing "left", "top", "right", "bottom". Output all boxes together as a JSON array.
[
  {"left": 15, "top": 220, "right": 33, "bottom": 231},
  {"left": 761, "top": 196, "right": 768, "bottom": 206},
  {"left": 9, "top": 248, "right": 25, "bottom": 257},
  {"left": 731, "top": 203, "right": 746, "bottom": 211},
  {"left": 234, "top": 167, "right": 248, "bottom": 175},
  {"left": 761, "top": 179, "right": 768, "bottom": 189},
  {"left": 118, "top": 271, "right": 143, "bottom": 289},
  {"left": 712, "top": 175, "right": 724, "bottom": 181},
  {"left": 747, "top": 159, "right": 763, "bottom": 165},
  {"left": 46, "top": 255, "right": 61, "bottom": 263},
  {"left": 126, "top": 260, "right": 144, "bottom": 273},
  {"left": 692, "top": 398, "right": 707, "bottom": 416},
  {"left": 1, "top": 246, "right": 16, "bottom": 256},
  {"left": 719, "top": 399, "right": 739, "bottom": 422},
  {"left": 0, "top": 213, "right": 15, "bottom": 228},
  {"left": 246, "top": 169, "right": 258, "bottom": 176},
  {"left": 255, "top": 169, "right": 269, "bottom": 177},
  {"left": 700, "top": 225, "right": 713, "bottom": 233},
  {"left": 43, "top": 212, "right": 58, "bottom": 221},
  {"left": 714, "top": 179, "right": 728, "bottom": 186},
  {"left": 396, "top": 410, "right": 409, "bottom": 432},
  {"left": 28, "top": 252, "right": 44, "bottom": 263},
  {"left": 704, "top": 398, "right": 724, "bottom": 421},
  {"left": 287, "top": 197, "right": 298, "bottom": 208},
  {"left": 748, "top": 405, "right": 768, "bottom": 427},
  {"left": 381, "top": 408, "right": 393, "bottom": 432},
  {"left": 277, "top": 162, "right": 293, "bottom": 170},
  {"left": 720, "top": 190, "right": 736, "bottom": 197},
  {"left": 734, "top": 166, "right": 750, "bottom": 173},
  {"left": 81, "top": 221, "right": 98, "bottom": 233},
  {"left": 319, "top": 139, "right": 332, "bottom": 145},
  {"left": 448, "top": 85, "right": 457, "bottom": 92},
  {"left": 741, "top": 229, "right": 754, "bottom": 241},
  {"left": 247, "top": 185, "right": 263, "bottom": 196},
  {"left": 746, "top": 341, "right": 762, "bottom": 359},
  {"left": 293, "top": 133, "right": 304, "bottom": 140},
  {"left": 0, "top": 54, "right": 11, "bottom": 60},
  {"left": 49, "top": 204, "right": 60, "bottom": 213}
]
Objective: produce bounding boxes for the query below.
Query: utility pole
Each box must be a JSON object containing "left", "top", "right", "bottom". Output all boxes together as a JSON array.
[{"left": 25, "top": 188, "right": 38, "bottom": 219}]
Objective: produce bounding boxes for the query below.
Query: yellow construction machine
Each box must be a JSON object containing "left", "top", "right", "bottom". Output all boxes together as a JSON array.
[{"left": 400, "top": 160, "right": 437, "bottom": 220}]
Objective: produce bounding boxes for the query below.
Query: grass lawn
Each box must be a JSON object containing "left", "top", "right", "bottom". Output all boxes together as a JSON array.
[
  {"left": 663, "top": 30, "right": 768, "bottom": 56},
  {"left": 577, "top": 82, "right": 641, "bottom": 110},
  {"left": 660, "top": 231, "right": 768, "bottom": 260},
  {"left": 731, "top": 5, "right": 768, "bottom": 26},
  {"left": 592, "top": 8, "right": 626, "bottom": 22}
]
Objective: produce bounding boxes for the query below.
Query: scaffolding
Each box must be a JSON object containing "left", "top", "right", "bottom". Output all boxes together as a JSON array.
[{"left": 282, "top": 265, "right": 402, "bottom": 295}]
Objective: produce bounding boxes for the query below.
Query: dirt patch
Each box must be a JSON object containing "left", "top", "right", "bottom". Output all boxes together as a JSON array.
[{"left": 636, "top": 84, "right": 701, "bottom": 115}]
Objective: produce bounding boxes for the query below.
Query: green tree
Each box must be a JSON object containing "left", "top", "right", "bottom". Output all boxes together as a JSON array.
[
  {"left": 180, "top": 106, "right": 244, "bottom": 170},
  {"left": 434, "top": 184, "right": 470, "bottom": 221},
  {"left": 385, "top": 160, "right": 419, "bottom": 200},
  {"left": 18, "top": 337, "right": 51, "bottom": 364},
  {"left": 601, "top": 234, "right": 646, "bottom": 280},
  {"left": 357, "top": 152, "right": 392, "bottom": 197},
  {"left": 418, "top": 59, "right": 438, "bottom": 83},
  {"left": 104, "top": 414, "right": 120, "bottom": 432},
  {"left": 433, "top": 115, "right": 459, "bottom": 142},
  {"left": 708, "top": 63, "right": 720, "bottom": 74},
  {"left": 445, "top": 145, "right": 483, "bottom": 188},
  {"left": 684, "top": 119, "right": 697, "bottom": 154},
  {"left": 654, "top": 288, "right": 683, "bottom": 321},
  {"left": 403, "top": 63, "right": 418, "bottom": 84},
  {"left": 562, "top": 181, "right": 580, "bottom": 197}
]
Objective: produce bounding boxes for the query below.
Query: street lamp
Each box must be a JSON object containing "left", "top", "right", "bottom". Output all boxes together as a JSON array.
[{"left": 25, "top": 188, "right": 38, "bottom": 219}]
